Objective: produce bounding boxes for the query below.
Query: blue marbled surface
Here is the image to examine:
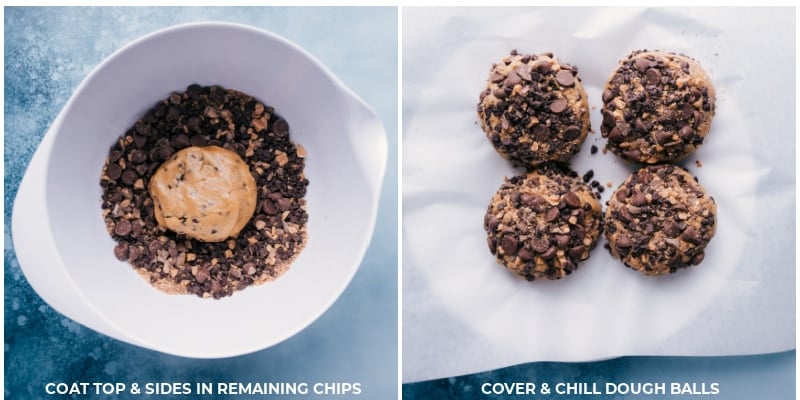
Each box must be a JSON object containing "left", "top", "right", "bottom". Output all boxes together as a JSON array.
[{"left": 5, "top": 7, "right": 397, "bottom": 399}]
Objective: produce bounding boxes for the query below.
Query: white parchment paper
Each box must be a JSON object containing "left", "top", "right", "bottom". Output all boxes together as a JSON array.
[{"left": 402, "top": 7, "right": 795, "bottom": 382}]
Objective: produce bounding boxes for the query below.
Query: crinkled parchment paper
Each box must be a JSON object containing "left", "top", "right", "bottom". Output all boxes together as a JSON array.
[{"left": 402, "top": 7, "right": 795, "bottom": 382}]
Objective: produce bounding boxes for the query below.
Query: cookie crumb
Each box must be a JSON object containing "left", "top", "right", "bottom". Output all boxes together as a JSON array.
[{"left": 695, "top": 160, "right": 703, "bottom": 167}]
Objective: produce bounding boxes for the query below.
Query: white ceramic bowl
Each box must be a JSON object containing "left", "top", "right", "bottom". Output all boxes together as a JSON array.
[{"left": 12, "top": 22, "right": 387, "bottom": 357}]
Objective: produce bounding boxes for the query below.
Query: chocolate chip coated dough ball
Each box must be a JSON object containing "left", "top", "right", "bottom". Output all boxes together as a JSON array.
[
  {"left": 484, "top": 164, "right": 603, "bottom": 281},
  {"left": 478, "top": 50, "right": 591, "bottom": 167},
  {"left": 149, "top": 145, "right": 257, "bottom": 242},
  {"left": 604, "top": 164, "right": 717, "bottom": 276},
  {"left": 601, "top": 50, "right": 716, "bottom": 164}
]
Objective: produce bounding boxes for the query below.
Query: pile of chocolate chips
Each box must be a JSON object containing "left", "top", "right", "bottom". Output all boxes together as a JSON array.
[{"left": 101, "top": 84, "right": 308, "bottom": 299}]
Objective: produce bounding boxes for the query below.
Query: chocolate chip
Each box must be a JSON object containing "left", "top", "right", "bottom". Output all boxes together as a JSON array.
[
  {"left": 623, "top": 149, "right": 641, "bottom": 161},
  {"left": 544, "top": 207, "right": 560, "bottom": 222},
  {"left": 501, "top": 236, "right": 518, "bottom": 255},
  {"left": 106, "top": 164, "right": 122, "bottom": 181},
  {"left": 532, "top": 59, "right": 550, "bottom": 72},
  {"left": 531, "top": 238, "right": 549, "bottom": 253},
  {"left": 113, "top": 243, "right": 129, "bottom": 261},
  {"left": 554, "top": 234, "right": 570, "bottom": 248},
  {"left": 563, "top": 192, "right": 581, "bottom": 208},
  {"left": 615, "top": 188, "right": 629, "bottom": 202},
  {"left": 532, "top": 124, "right": 549, "bottom": 140},
  {"left": 645, "top": 68, "right": 661, "bottom": 86},
  {"left": 487, "top": 237, "right": 497, "bottom": 254},
  {"left": 189, "top": 135, "right": 207, "bottom": 147},
  {"left": 615, "top": 235, "right": 632, "bottom": 248},
  {"left": 114, "top": 219, "right": 132, "bottom": 236},
  {"left": 634, "top": 57, "right": 651, "bottom": 72},
  {"left": 555, "top": 70, "right": 575, "bottom": 87},
  {"left": 518, "top": 247, "right": 534, "bottom": 261},
  {"left": 195, "top": 266, "right": 209, "bottom": 284},
  {"left": 493, "top": 88, "right": 507, "bottom": 99},
  {"left": 602, "top": 89, "right": 614, "bottom": 103},
  {"left": 590, "top": 145, "right": 598, "bottom": 154},
  {"left": 677, "top": 128, "right": 697, "bottom": 144},
  {"left": 663, "top": 221, "right": 681, "bottom": 237},
  {"left": 563, "top": 126, "right": 581, "bottom": 140},
  {"left": 582, "top": 170, "right": 594, "bottom": 183},
  {"left": 568, "top": 245, "right": 586, "bottom": 261},
  {"left": 681, "top": 226, "right": 701, "bottom": 244},
  {"left": 121, "top": 169, "right": 138, "bottom": 186},
  {"left": 541, "top": 246, "right": 556, "bottom": 259},
  {"left": 549, "top": 98, "right": 568, "bottom": 113},
  {"left": 690, "top": 251, "right": 705, "bottom": 265}
]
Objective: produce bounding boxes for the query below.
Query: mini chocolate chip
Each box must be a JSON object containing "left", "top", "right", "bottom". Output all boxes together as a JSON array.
[
  {"left": 602, "top": 89, "right": 614, "bottom": 103},
  {"left": 106, "top": 164, "right": 122, "bottom": 181},
  {"left": 532, "top": 124, "right": 549, "bottom": 140},
  {"left": 189, "top": 135, "right": 207, "bottom": 147},
  {"left": 544, "top": 207, "right": 560, "bottom": 222},
  {"left": 531, "top": 238, "right": 549, "bottom": 253},
  {"left": 634, "top": 57, "right": 650, "bottom": 72},
  {"left": 568, "top": 245, "right": 586, "bottom": 261},
  {"left": 554, "top": 234, "right": 570, "bottom": 248},
  {"left": 555, "top": 70, "right": 575, "bottom": 87},
  {"left": 501, "top": 236, "right": 518, "bottom": 255},
  {"left": 195, "top": 266, "right": 210, "bottom": 284},
  {"left": 550, "top": 98, "right": 568, "bottom": 113},
  {"left": 113, "top": 243, "right": 129, "bottom": 261},
  {"left": 590, "top": 145, "right": 598, "bottom": 154},
  {"left": 563, "top": 192, "right": 581, "bottom": 208},
  {"left": 582, "top": 170, "right": 594, "bottom": 183},
  {"left": 679, "top": 125, "right": 696, "bottom": 140},
  {"left": 645, "top": 68, "right": 661, "bottom": 86},
  {"left": 663, "top": 221, "right": 681, "bottom": 237},
  {"left": 681, "top": 226, "right": 701, "bottom": 244},
  {"left": 518, "top": 247, "right": 534, "bottom": 261},
  {"left": 564, "top": 126, "right": 581, "bottom": 140},
  {"left": 615, "top": 235, "right": 632, "bottom": 248},
  {"left": 114, "top": 219, "right": 132, "bottom": 236},
  {"left": 121, "top": 169, "right": 138, "bottom": 186},
  {"left": 691, "top": 251, "right": 705, "bottom": 265}
]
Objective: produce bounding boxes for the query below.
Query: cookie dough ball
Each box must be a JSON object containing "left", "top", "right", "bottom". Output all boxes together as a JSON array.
[
  {"left": 601, "top": 50, "right": 716, "bottom": 164},
  {"left": 484, "top": 164, "right": 602, "bottom": 280},
  {"left": 149, "top": 145, "right": 257, "bottom": 242},
  {"left": 604, "top": 164, "right": 717, "bottom": 275},
  {"left": 478, "top": 50, "right": 591, "bottom": 167}
]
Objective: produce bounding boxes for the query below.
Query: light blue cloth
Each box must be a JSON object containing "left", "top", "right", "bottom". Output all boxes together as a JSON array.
[{"left": 5, "top": 7, "right": 397, "bottom": 399}]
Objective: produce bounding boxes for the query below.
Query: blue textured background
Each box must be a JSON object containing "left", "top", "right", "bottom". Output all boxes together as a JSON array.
[{"left": 5, "top": 7, "right": 397, "bottom": 399}]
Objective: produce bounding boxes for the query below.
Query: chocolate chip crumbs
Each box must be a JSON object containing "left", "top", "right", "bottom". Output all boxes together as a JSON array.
[
  {"left": 484, "top": 163, "right": 603, "bottom": 281},
  {"left": 101, "top": 84, "right": 309, "bottom": 299}
]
